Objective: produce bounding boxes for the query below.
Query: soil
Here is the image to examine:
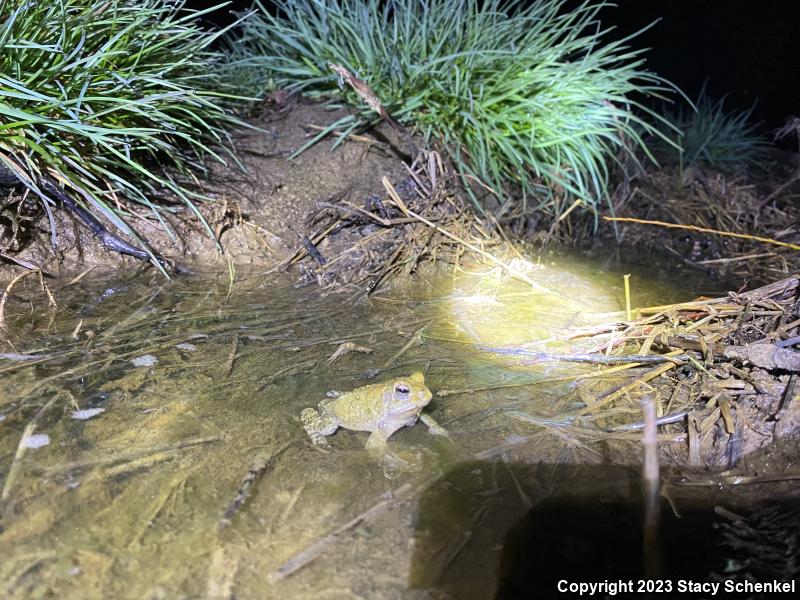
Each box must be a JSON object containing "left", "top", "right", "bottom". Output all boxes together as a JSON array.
[
  {"left": 0, "top": 99, "right": 416, "bottom": 281},
  {"left": 2, "top": 99, "right": 798, "bottom": 288},
  {"left": 589, "top": 148, "right": 800, "bottom": 287}
]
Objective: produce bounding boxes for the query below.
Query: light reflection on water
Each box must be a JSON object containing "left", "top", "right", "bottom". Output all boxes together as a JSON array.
[{"left": 0, "top": 256, "right": 715, "bottom": 598}]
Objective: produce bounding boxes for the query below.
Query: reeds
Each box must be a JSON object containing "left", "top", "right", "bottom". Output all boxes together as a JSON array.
[
  {"left": 659, "top": 82, "right": 770, "bottom": 171},
  {"left": 225, "top": 0, "right": 678, "bottom": 217},
  {"left": 0, "top": 0, "right": 246, "bottom": 249}
]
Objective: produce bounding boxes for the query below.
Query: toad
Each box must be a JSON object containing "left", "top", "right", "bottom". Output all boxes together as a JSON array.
[{"left": 300, "top": 372, "right": 447, "bottom": 472}]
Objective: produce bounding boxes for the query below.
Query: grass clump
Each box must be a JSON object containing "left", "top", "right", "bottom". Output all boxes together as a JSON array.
[
  {"left": 662, "top": 83, "right": 770, "bottom": 171},
  {"left": 0, "top": 0, "right": 245, "bottom": 253},
  {"left": 226, "top": 0, "right": 676, "bottom": 216}
]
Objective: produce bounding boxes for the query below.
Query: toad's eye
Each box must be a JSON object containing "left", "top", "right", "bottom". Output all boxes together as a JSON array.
[{"left": 394, "top": 383, "right": 410, "bottom": 399}]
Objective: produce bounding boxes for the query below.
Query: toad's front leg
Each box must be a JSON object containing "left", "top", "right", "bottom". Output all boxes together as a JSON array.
[
  {"left": 420, "top": 413, "right": 451, "bottom": 440},
  {"left": 365, "top": 430, "right": 412, "bottom": 478}
]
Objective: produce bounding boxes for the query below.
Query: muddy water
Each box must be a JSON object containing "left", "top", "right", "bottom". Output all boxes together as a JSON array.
[{"left": 0, "top": 254, "right": 721, "bottom": 599}]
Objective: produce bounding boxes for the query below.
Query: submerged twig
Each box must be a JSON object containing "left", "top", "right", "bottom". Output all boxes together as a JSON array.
[
  {"left": 327, "top": 341, "right": 373, "bottom": 364},
  {"left": 670, "top": 472, "right": 800, "bottom": 486},
  {"left": 0, "top": 352, "right": 52, "bottom": 361},
  {"left": 381, "top": 322, "right": 430, "bottom": 369},
  {"left": 268, "top": 481, "right": 417, "bottom": 583},
  {"left": 577, "top": 360, "right": 680, "bottom": 416},
  {"left": 219, "top": 443, "right": 293, "bottom": 533},
  {"left": 0, "top": 268, "right": 39, "bottom": 329},
  {"left": 35, "top": 436, "right": 221, "bottom": 477},
  {"left": 1, "top": 396, "right": 57, "bottom": 505},
  {"left": 222, "top": 334, "right": 239, "bottom": 378}
]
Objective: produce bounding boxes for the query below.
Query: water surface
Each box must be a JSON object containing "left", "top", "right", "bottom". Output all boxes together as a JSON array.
[{"left": 0, "top": 253, "right": 723, "bottom": 598}]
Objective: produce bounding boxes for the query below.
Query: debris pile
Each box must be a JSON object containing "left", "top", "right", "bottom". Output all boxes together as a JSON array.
[{"left": 562, "top": 274, "right": 800, "bottom": 470}]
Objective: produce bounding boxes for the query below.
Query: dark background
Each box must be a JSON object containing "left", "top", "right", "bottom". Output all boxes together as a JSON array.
[{"left": 191, "top": 0, "right": 800, "bottom": 130}]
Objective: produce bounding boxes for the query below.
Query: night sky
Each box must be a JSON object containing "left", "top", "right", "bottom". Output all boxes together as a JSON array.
[
  {"left": 192, "top": 0, "right": 800, "bottom": 131},
  {"left": 601, "top": 0, "right": 800, "bottom": 130}
]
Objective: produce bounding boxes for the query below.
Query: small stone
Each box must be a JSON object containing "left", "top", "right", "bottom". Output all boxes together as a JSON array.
[
  {"left": 131, "top": 354, "right": 158, "bottom": 367},
  {"left": 175, "top": 343, "right": 197, "bottom": 352},
  {"left": 504, "top": 434, "right": 527, "bottom": 445},
  {"left": 71, "top": 408, "right": 106, "bottom": 421},
  {"left": 23, "top": 433, "right": 50, "bottom": 449}
]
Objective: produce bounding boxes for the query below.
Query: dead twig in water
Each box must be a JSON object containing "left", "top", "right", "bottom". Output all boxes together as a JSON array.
[
  {"left": 128, "top": 468, "right": 195, "bottom": 549},
  {"left": 256, "top": 360, "right": 319, "bottom": 389},
  {"left": 219, "top": 443, "right": 293, "bottom": 533},
  {"left": 0, "top": 252, "right": 54, "bottom": 276},
  {"left": 364, "top": 243, "right": 404, "bottom": 296},
  {"left": 670, "top": 472, "right": 800, "bottom": 486},
  {"left": 327, "top": 341, "right": 373, "bottom": 365},
  {"left": 436, "top": 361, "right": 651, "bottom": 397},
  {"left": 1, "top": 396, "right": 57, "bottom": 505},
  {"left": 503, "top": 410, "right": 685, "bottom": 444},
  {"left": 381, "top": 322, "right": 430, "bottom": 369},
  {"left": 35, "top": 436, "right": 221, "bottom": 477},
  {"left": 268, "top": 481, "right": 417, "bottom": 583},
  {"left": 0, "top": 268, "right": 56, "bottom": 330},
  {"left": 222, "top": 333, "right": 239, "bottom": 378},
  {"left": 206, "top": 547, "right": 239, "bottom": 600},
  {"left": 0, "top": 352, "right": 51, "bottom": 361},
  {"left": 63, "top": 266, "right": 95, "bottom": 287},
  {"left": 576, "top": 358, "right": 681, "bottom": 416}
]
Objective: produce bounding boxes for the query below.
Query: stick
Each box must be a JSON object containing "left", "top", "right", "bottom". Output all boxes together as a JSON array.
[
  {"left": 1, "top": 397, "right": 56, "bottom": 503},
  {"left": 222, "top": 334, "right": 238, "bottom": 378},
  {"left": 481, "top": 347, "right": 692, "bottom": 365},
  {"left": 436, "top": 361, "right": 650, "bottom": 397},
  {"left": 269, "top": 482, "right": 415, "bottom": 583},
  {"left": 604, "top": 216, "right": 800, "bottom": 251},
  {"left": 37, "top": 437, "right": 220, "bottom": 476},
  {"left": 0, "top": 268, "right": 38, "bottom": 329},
  {"left": 577, "top": 358, "right": 681, "bottom": 415},
  {"left": 328, "top": 63, "right": 418, "bottom": 159},
  {"left": 0, "top": 252, "right": 54, "bottom": 277},
  {"left": 624, "top": 274, "right": 632, "bottom": 321},
  {"left": 381, "top": 322, "right": 429, "bottom": 369},
  {"left": 641, "top": 393, "right": 661, "bottom": 579},
  {"left": 383, "top": 177, "right": 554, "bottom": 294},
  {"left": 218, "top": 444, "right": 293, "bottom": 533}
]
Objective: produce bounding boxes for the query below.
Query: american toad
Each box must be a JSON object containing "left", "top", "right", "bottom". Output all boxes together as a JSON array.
[{"left": 300, "top": 372, "right": 447, "bottom": 473}]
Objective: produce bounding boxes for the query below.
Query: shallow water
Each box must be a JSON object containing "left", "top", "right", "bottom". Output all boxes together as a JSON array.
[{"left": 0, "top": 253, "right": 732, "bottom": 598}]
